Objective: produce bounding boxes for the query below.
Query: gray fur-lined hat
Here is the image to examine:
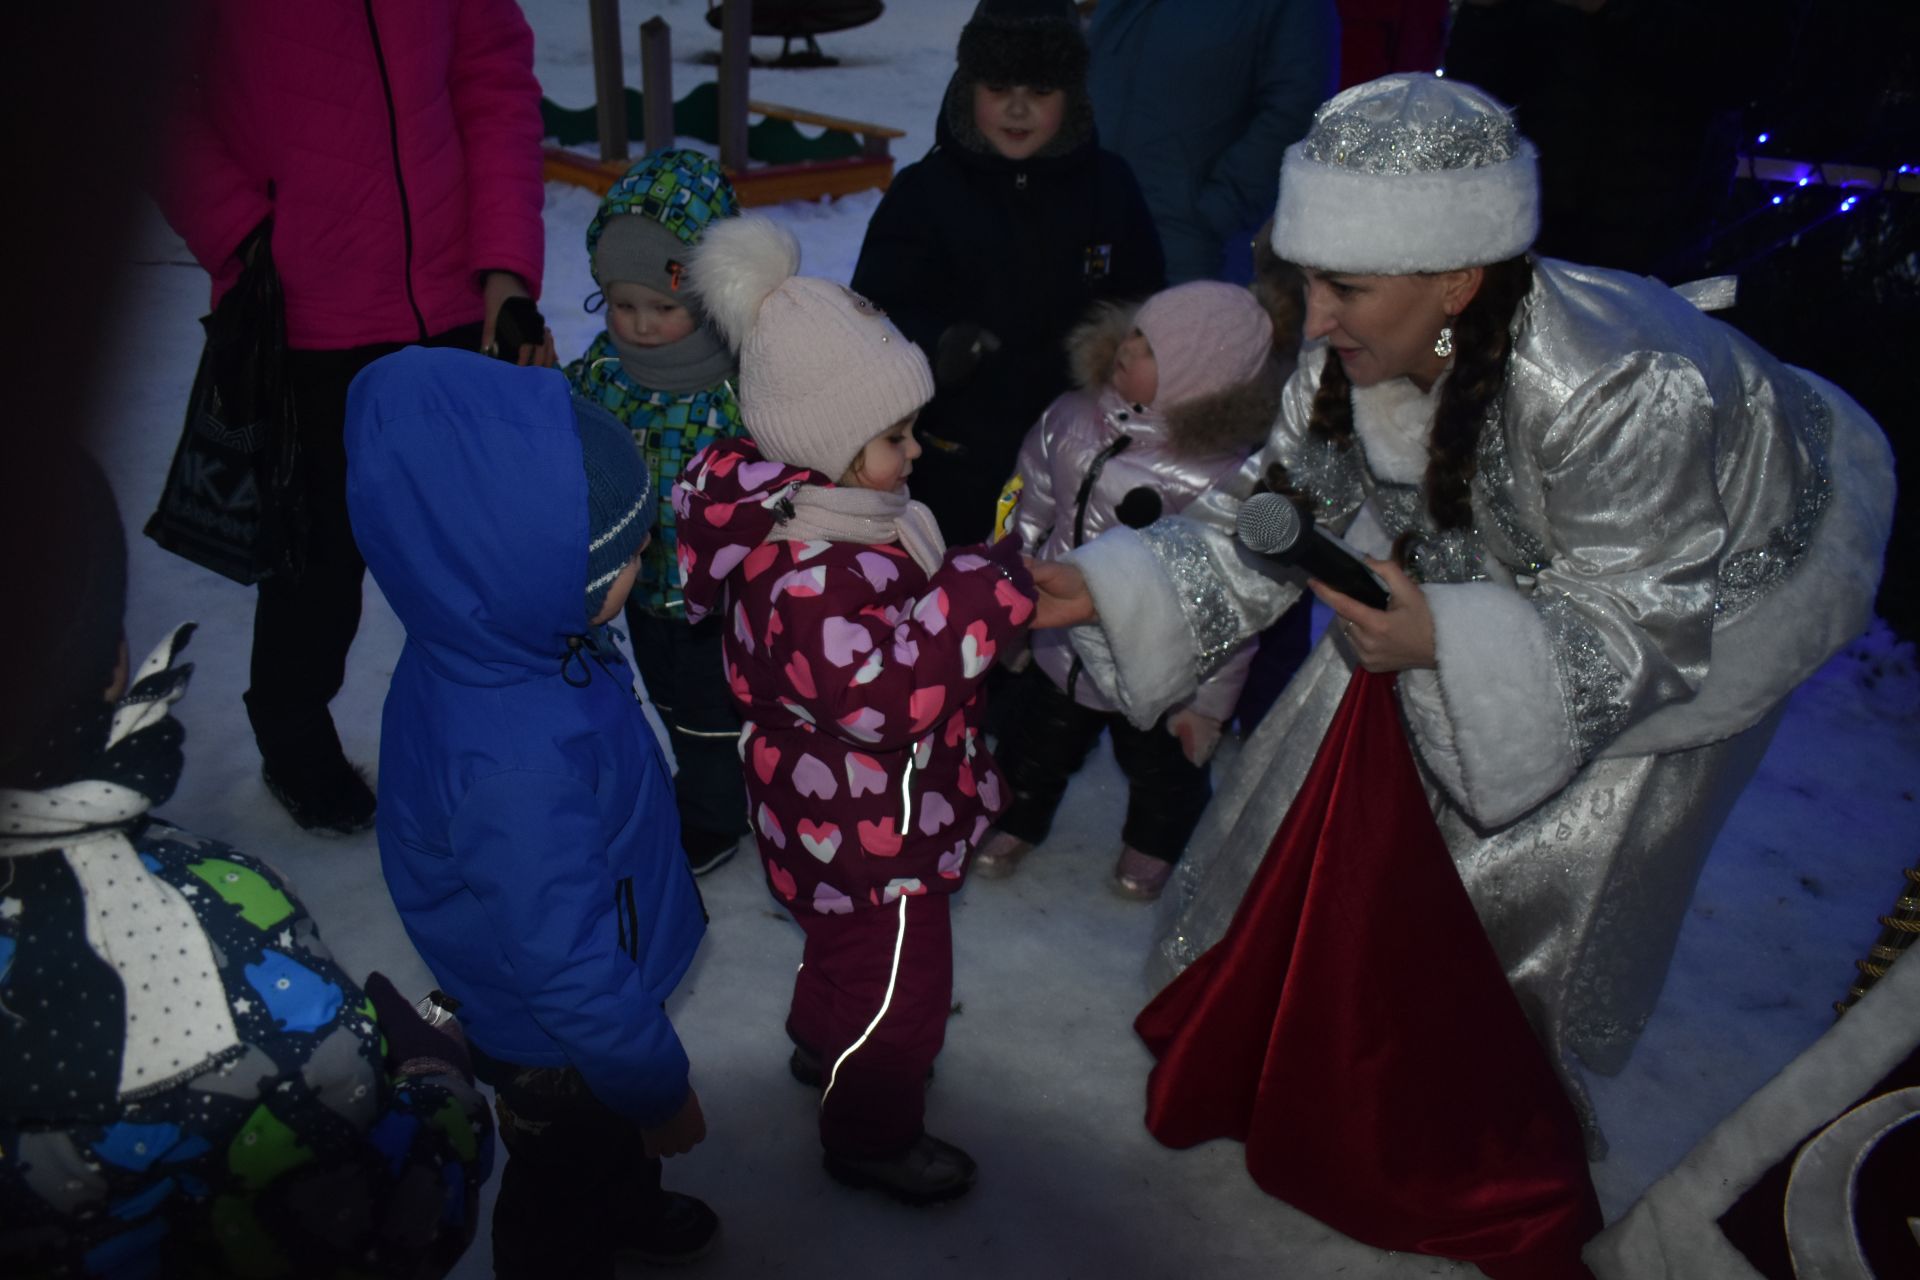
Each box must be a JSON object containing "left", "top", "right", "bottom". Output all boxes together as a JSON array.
[
  {"left": 957, "top": 0, "right": 1087, "bottom": 90},
  {"left": 942, "top": 0, "right": 1093, "bottom": 159}
]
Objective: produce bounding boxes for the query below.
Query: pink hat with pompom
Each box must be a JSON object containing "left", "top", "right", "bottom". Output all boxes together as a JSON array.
[
  {"left": 687, "top": 216, "right": 934, "bottom": 481},
  {"left": 1134, "top": 281, "right": 1274, "bottom": 411}
]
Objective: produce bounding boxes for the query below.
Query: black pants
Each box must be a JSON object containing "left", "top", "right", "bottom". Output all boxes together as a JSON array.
[
  {"left": 475, "top": 1052, "right": 665, "bottom": 1280},
  {"left": 992, "top": 667, "right": 1212, "bottom": 863},
  {"left": 244, "top": 324, "right": 482, "bottom": 774},
  {"left": 625, "top": 608, "right": 749, "bottom": 855}
]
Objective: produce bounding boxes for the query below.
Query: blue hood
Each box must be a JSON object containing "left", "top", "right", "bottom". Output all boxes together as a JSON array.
[{"left": 347, "top": 348, "right": 593, "bottom": 686}]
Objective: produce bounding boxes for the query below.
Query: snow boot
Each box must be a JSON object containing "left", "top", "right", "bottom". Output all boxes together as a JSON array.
[{"left": 824, "top": 1132, "right": 976, "bottom": 1205}]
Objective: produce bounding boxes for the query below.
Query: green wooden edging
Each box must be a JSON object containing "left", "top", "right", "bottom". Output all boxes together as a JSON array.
[{"left": 540, "top": 82, "right": 862, "bottom": 165}]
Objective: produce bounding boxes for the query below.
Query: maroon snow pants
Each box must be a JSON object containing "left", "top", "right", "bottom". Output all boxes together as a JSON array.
[{"left": 785, "top": 892, "right": 953, "bottom": 1158}]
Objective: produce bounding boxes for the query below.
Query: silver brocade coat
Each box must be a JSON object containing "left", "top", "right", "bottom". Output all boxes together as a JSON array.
[{"left": 1064, "top": 258, "right": 1895, "bottom": 1141}]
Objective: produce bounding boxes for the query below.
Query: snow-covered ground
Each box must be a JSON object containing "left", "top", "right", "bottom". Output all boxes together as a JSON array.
[{"left": 95, "top": 3, "right": 1920, "bottom": 1275}]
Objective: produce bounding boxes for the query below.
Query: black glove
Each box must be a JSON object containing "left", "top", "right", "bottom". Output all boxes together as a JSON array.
[{"left": 934, "top": 322, "right": 1002, "bottom": 390}]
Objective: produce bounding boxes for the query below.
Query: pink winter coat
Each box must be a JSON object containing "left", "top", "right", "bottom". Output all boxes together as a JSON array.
[
  {"left": 675, "top": 439, "right": 1035, "bottom": 917},
  {"left": 155, "top": 0, "right": 546, "bottom": 351},
  {"left": 1006, "top": 301, "right": 1281, "bottom": 721}
]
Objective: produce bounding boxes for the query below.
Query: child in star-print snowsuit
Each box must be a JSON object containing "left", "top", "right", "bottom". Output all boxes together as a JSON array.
[
  {"left": 673, "top": 214, "right": 1035, "bottom": 1203},
  {"left": 0, "top": 450, "right": 490, "bottom": 1280}
]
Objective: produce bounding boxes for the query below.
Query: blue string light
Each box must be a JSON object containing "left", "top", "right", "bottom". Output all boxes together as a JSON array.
[{"left": 1756, "top": 132, "right": 1770, "bottom": 144}]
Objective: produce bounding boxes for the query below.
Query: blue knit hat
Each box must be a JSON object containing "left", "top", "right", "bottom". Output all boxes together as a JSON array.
[{"left": 573, "top": 397, "right": 654, "bottom": 624}]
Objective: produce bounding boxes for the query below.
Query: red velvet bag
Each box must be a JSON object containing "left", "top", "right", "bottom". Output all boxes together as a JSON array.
[{"left": 1137, "top": 670, "right": 1602, "bottom": 1279}]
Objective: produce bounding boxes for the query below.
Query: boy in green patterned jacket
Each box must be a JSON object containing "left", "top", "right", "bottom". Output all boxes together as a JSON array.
[{"left": 565, "top": 149, "right": 749, "bottom": 874}]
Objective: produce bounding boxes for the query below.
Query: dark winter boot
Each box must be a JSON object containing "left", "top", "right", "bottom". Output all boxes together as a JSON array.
[
  {"left": 824, "top": 1133, "right": 977, "bottom": 1205},
  {"left": 617, "top": 1191, "right": 720, "bottom": 1265},
  {"left": 261, "top": 758, "right": 376, "bottom": 835}
]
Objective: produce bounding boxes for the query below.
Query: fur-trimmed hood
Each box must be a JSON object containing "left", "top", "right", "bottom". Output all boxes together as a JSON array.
[{"left": 1065, "top": 300, "right": 1280, "bottom": 459}]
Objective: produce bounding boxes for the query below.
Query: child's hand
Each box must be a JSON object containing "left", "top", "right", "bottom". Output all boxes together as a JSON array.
[
  {"left": 641, "top": 1087, "right": 708, "bottom": 1158},
  {"left": 980, "top": 534, "right": 1035, "bottom": 599},
  {"left": 1026, "top": 557, "right": 1095, "bottom": 628},
  {"left": 1167, "top": 708, "right": 1223, "bottom": 766}
]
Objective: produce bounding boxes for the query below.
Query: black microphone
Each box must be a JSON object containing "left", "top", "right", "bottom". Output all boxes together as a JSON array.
[{"left": 1235, "top": 492, "right": 1391, "bottom": 611}]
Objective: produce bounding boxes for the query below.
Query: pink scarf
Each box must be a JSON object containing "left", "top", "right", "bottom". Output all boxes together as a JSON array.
[{"left": 768, "top": 484, "right": 947, "bottom": 577}]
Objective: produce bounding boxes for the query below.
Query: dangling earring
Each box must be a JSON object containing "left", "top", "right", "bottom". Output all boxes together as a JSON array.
[{"left": 1433, "top": 322, "right": 1455, "bottom": 359}]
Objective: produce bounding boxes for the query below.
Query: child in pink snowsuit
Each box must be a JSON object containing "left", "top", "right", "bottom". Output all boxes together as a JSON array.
[{"left": 671, "top": 216, "right": 1035, "bottom": 1205}]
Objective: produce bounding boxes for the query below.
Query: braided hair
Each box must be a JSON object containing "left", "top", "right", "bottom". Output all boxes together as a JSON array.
[{"left": 1298, "top": 256, "right": 1534, "bottom": 538}]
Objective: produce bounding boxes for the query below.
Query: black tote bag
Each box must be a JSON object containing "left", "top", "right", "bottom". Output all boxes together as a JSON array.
[{"left": 145, "top": 224, "right": 305, "bottom": 584}]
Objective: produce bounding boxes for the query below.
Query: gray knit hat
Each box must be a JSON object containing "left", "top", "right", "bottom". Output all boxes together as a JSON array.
[{"left": 572, "top": 397, "right": 654, "bottom": 623}]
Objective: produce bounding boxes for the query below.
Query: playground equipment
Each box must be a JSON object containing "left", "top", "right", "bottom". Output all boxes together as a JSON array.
[
  {"left": 541, "top": 1, "right": 903, "bottom": 207},
  {"left": 703, "top": 0, "right": 886, "bottom": 68}
]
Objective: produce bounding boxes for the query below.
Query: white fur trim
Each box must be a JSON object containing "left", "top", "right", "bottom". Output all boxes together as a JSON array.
[
  {"left": 1585, "top": 951, "right": 1920, "bottom": 1279},
  {"left": 1344, "top": 501, "right": 1394, "bottom": 558},
  {"left": 1605, "top": 374, "right": 1895, "bottom": 756},
  {"left": 1423, "top": 581, "right": 1579, "bottom": 828},
  {"left": 1064, "top": 526, "right": 1199, "bottom": 728},
  {"left": 1272, "top": 139, "right": 1540, "bottom": 273},
  {"left": 685, "top": 215, "right": 801, "bottom": 351},
  {"left": 1395, "top": 666, "right": 1467, "bottom": 802},
  {"left": 1348, "top": 373, "right": 1442, "bottom": 485}
]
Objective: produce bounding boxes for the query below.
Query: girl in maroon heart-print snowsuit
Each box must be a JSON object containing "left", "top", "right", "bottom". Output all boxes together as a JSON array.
[{"left": 671, "top": 214, "right": 1034, "bottom": 1202}]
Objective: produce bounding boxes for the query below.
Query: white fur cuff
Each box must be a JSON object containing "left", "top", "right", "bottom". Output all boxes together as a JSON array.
[
  {"left": 1065, "top": 527, "right": 1199, "bottom": 728},
  {"left": 1425, "top": 582, "right": 1579, "bottom": 828}
]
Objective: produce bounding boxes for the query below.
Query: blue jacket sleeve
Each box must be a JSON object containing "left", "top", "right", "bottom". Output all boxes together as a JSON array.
[{"left": 449, "top": 769, "right": 690, "bottom": 1127}]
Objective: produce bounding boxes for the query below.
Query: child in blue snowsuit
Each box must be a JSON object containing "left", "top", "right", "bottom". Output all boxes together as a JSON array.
[{"left": 345, "top": 348, "right": 714, "bottom": 1277}]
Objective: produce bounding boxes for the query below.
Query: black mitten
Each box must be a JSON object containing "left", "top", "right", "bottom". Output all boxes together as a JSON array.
[
  {"left": 363, "top": 970, "right": 475, "bottom": 1083},
  {"left": 934, "top": 322, "right": 1002, "bottom": 389}
]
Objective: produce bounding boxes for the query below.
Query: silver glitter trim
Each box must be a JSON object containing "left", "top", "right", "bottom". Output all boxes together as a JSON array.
[
  {"left": 1138, "top": 518, "right": 1243, "bottom": 680},
  {"left": 1473, "top": 401, "right": 1551, "bottom": 575},
  {"left": 1301, "top": 103, "right": 1520, "bottom": 175},
  {"left": 1280, "top": 436, "right": 1367, "bottom": 525},
  {"left": 1536, "top": 595, "right": 1630, "bottom": 762},
  {"left": 1351, "top": 396, "right": 1541, "bottom": 586},
  {"left": 1714, "top": 378, "right": 1833, "bottom": 619}
]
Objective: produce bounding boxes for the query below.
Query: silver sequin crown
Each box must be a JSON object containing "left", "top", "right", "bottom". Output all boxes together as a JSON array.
[{"left": 1300, "top": 74, "right": 1521, "bottom": 175}]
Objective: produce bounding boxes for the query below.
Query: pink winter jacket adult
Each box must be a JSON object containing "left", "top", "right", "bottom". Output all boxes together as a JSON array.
[
  {"left": 675, "top": 439, "right": 1035, "bottom": 917},
  {"left": 155, "top": 0, "right": 546, "bottom": 351}
]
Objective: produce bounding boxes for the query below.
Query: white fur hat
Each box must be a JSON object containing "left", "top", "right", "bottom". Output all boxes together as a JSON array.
[
  {"left": 1272, "top": 74, "right": 1539, "bottom": 274},
  {"left": 687, "top": 215, "right": 934, "bottom": 480}
]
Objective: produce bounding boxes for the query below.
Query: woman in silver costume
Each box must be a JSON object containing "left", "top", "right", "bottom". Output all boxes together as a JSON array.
[{"left": 1027, "top": 73, "right": 1895, "bottom": 1138}]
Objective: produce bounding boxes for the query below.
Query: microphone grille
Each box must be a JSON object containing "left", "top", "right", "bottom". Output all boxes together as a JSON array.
[{"left": 1236, "top": 492, "right": 1303, "bottom": 556}]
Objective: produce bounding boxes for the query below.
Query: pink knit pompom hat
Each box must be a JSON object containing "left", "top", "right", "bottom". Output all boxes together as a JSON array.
[
  {"left": 686, "top": 215, "right": 934, "bottom": 480},
  {"left": 1133, "top": 280, "right": 1274, "bottom": 411}
]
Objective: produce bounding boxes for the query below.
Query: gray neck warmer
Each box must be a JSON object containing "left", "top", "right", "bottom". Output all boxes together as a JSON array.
[{"left": 607, "top": 324, "right": 737, "bottom": 395}]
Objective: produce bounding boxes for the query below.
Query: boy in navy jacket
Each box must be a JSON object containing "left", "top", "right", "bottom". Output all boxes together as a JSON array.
[{"left": 345, "top": 348, "right": 713, "bottom": 1275}]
